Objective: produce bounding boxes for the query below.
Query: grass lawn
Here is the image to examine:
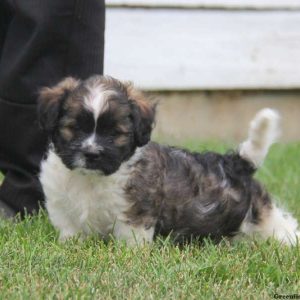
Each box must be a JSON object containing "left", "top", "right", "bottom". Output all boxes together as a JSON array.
[{"left": 0, "top": 141, "right": 299, "bottom": 299}]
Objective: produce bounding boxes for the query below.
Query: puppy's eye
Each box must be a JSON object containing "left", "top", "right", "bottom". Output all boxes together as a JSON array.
[
  {"left": 80, "top": 122, "right": 94, "bottom": 133},
  {"left": 76, "top": 112, "right": 95, "bottom": 133},
  {"left": 70, "top": 124, "right": 79, "bottom": 130},
  {"left": 113, "top": 130, "right": 131, "bottom": 137}
]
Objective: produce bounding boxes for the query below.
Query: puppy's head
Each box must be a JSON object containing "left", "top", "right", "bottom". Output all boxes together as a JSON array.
[{"left": 38, "top": 75, "right": 155, "bottom": 175}]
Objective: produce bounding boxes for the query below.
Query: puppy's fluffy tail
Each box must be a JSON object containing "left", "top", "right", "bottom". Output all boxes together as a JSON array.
[{"left": 239, "top": 108, "right": 280, "bottom": 167}]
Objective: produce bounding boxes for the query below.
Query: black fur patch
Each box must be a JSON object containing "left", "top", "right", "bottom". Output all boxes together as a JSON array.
[{"left": 125, "top": 142, "right": 271, "bottom": 243}]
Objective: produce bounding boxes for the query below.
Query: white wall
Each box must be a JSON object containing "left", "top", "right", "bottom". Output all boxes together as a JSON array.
[{"left": 105, "top": 1, "right": 300, "bottom": 90}]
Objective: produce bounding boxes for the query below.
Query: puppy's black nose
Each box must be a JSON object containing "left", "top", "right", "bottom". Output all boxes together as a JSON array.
[{"left": 83, "top": 150, "right": 99, "bottom": 160}]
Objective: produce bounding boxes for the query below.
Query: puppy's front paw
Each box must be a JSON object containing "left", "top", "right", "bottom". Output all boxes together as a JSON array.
[
  {"left": 58, "top": 230, "right": 84, "bottom": 243},
  {"left": 113, "top": 221, "right": 154, "bottom": 246},
  {"left": 59, "top": 232, "right": 74, "bottom": 242}
]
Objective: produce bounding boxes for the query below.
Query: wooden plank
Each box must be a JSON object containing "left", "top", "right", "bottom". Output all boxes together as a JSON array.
[
  {"left": 105, "top": 9, "right": 300, "bottom": 90},
  {"left": 106, "top": 0, "right": 300, "bottom": 10}
]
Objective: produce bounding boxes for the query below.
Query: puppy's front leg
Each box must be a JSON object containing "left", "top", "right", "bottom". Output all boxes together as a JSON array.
[
  {"left": 113, "top": 220, "right": 154, "bottom": 246},
  {"left": 59, "top": 228, "right": 83, "bottom": 242},
  {"left": 47, "top": 204, "right": 83, "bottom": 242}
]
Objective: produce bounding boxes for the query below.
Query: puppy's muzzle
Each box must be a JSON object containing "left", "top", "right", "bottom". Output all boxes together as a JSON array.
[{"left": 82, "top": 145, "right": 103, "bottom": 162}]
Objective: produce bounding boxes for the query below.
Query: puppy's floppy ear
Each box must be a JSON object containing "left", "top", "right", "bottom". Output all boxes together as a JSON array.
[
  {"left": 37, "top": 77, "right": 80, "bottom": 133},
  {"left": 127, "top": 83, "right": 156, "bottom": 147}
]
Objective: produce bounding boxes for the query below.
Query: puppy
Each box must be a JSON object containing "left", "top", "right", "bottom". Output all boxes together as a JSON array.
[{"left": 38, "top": 75, "right": 299, "bottom": 245}]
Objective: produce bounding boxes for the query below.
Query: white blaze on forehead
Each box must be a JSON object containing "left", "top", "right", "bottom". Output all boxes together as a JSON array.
[
  {"left": 83, "top": 86, "right": 117, "bottom": 121},
  {"left": 82, "top": 85, "right": 118, "bottom": 153}
]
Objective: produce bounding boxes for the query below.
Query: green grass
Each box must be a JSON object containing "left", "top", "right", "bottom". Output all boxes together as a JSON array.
[{"left": 1, "top": 141, "right": 300, "bottom": 299}]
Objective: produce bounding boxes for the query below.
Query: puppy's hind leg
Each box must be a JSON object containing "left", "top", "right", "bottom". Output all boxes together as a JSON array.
[
  {"left": 240, "top": 202, "right": 300, "bottom": 246},
  {"left": 238, "top": 109, "right": 299, "bottom": 245}
]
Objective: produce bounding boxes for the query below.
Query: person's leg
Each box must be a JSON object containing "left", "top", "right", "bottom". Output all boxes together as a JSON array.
[
  {"left": 0, "top": 0, "right": 17, "bottom": 217},
  {"left": 0, "top": 0, "right": 105, "bottom": 216},
  {"left": 0, "top": 1, "right": 13, "bottom": 58}
]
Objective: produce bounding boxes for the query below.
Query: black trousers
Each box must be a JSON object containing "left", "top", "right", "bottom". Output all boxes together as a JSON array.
[{"left": 0, "top": 0, "right": 105, "bottom": 215}]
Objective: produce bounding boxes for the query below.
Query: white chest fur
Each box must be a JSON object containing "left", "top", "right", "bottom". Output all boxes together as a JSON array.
[{"left": 40, "top": 150, "right": 135, "bottom": 240}]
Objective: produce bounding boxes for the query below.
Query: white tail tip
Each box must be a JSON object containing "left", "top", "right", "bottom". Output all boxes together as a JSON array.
[{"left": 239, "top": 108, "right": 281, "bottom": 167}]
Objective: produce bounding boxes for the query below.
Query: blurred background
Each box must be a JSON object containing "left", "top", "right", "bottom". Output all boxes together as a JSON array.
[{"left": 105, "top": 0, "right": 300, "bottom": 143}]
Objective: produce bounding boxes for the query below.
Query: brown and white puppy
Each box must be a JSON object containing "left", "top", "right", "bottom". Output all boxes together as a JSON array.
[{"left": 38, "top": 75, "right": 299, "bottom": 245}]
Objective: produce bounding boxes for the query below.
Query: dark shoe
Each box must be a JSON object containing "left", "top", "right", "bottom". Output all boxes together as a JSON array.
[{"left": 0, "top": 198, "right": 15, "bottom": 219}]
